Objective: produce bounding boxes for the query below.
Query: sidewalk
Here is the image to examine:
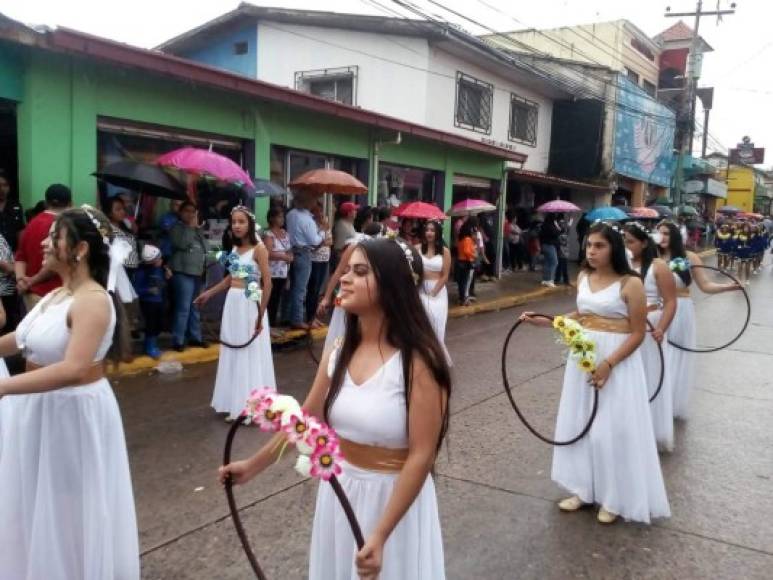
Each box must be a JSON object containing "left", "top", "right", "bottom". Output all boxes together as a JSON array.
[{"left": 111, "top": 250, "right": 715, "bottom": 377}]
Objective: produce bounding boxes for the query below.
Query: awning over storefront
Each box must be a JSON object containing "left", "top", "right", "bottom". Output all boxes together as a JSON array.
[{"left": 508, "top": 169, "right": 608, "bottom": 194}]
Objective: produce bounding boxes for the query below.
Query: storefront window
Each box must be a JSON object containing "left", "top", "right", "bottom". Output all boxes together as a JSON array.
[{"left": 378, "top": 163, "right": 441, "bottom": 207}]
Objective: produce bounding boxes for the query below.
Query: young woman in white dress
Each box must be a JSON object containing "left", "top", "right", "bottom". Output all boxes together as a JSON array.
[
  {"left": 317, "top": 222, "right": 383, "bottom": 354},
  {"left": 655, "top": 221, "right": 739, "bottom": 420},
  {"left": 196, "top": 207, "right": 275, "bottom": 421},
  {"left": 0, "top": 206, "right": 139, "bottom": 579},
  {"left": 221, "top": 238, "right": 451, "bottom": 579},
  {"left": 416, "top": 221, "right": 452, "bottom": 363},
  {"left": 623, "top": 223, "right": 678, "bottom": 451},
  {"left": 521, "top": 222, "right": 669, "bottom": 524}
]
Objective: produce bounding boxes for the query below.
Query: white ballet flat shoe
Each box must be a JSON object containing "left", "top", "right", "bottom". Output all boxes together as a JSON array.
[
  {"left": 558, "top": 495, "right": 586, "bottom": 512},
  {"left": 597, "top": 507, "right": 618, "bottom": 524}
]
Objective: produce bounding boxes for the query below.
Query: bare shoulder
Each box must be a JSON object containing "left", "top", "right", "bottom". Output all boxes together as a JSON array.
[
  {"left": 70, "top": 287, "right": 111, "bottom": 322},
  {"left": 622, "top": 274, "right": 644, "bottom": 292},
  {"left": 686, "top": 250, "right": 702, "bottom": 265}
]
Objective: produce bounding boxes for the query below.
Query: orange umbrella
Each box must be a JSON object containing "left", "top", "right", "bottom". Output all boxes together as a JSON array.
[{"left": 289, "top": 168, "right": 367, "bottom": 195}]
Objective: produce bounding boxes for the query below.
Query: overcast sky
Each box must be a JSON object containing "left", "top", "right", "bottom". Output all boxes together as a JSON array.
[{"left": 3, "top": 0, "right": 771, "bottom": 164}]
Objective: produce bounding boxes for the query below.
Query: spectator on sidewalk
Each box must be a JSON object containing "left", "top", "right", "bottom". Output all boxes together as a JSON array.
[
  {"left": 158, "top": 199, "right": 183, "bottom": 261},
  {"left": 0, "top": 169, "right": 25, "bottom": 251},
  {"left": 456, "top": 219, "right": 478, "bottom": 306},
  {"left": 506, "top": 209, "right": 525, "bottom": 270},
  {"left": 554, "top": 215, "right": 571, "bottom": 286},
  {"left": 526, "top": 221, "right": 541, "bottom": 271},
  {"left": 134, "top": 244, "right": 168, "bottom": 359},
  {"left": 576, "top": 212, "right": 590, "bottom": 263},
  {"left": 333, "top": 201, "right": 357, "bottom": 261},
  {"left": 169, "top": 201, "right": 208, "bottom": 351},
  {"left": 307, "top": 200, "right": 332, "bottom": 327},
  {"left": 263, "top": 206, "right": 292, "bottom": 330},
  {"left": 15, "top": 183, "right": 71, "bottom": 311},
  {"left": 285, "top": 191, "right": 323, "bottom": 330},
  {"left": 539, "top": 215, "right": 561, "bottom": 288}
]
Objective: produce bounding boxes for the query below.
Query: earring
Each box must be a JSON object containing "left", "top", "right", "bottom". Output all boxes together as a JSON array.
[{"left": 76, "top": 255, "right": 82, "bottom": 262}]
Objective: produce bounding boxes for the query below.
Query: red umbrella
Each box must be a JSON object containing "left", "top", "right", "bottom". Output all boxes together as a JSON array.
[
  {"left": 289, "top": 168, "right": 367, "bottom": 195},
  {"left": 393, "top": 201, "right": 447, "bottom": 220},
  {"left": 629, "top": 207, "right": 660, "bottom": 219},
  {"left": 156, "top": 147, "right": 254, "bottom": 188}
]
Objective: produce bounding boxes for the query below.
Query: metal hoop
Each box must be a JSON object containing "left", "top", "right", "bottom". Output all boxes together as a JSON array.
[
  {"left": 668, "top": 265, "right": 751, "bottom": 353},
  {"left": 501, "top": 314, "right": 598, "bottom": 446}
]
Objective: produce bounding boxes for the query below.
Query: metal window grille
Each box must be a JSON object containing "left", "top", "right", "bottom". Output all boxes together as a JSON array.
[
  {"left": 508, "top": 94, "right": 538, "bottom": 146},
  {"left": 295, "top": 66, "right": 358, "bottom": 106},
  {"left": 455, "top": 72, "right": 493, "bottom": 134}
]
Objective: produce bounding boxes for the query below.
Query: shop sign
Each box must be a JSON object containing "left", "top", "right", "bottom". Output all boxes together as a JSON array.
[
  {"left": 729, "top": 136, "right": 765, "bottom": 165},
  {"left": 683, "top": 179, "right": 704, "bottom": 194},
  {"left": 705, "top": 178, "right": 727, "bottom": 199},
  {"left": 481, "top": 137, "right": 517, "bottom": 152}
]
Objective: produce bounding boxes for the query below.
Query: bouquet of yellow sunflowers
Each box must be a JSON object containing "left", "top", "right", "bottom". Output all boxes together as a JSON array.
[{"left": 552, "top": 316, "right": 597, "bottom": 373}]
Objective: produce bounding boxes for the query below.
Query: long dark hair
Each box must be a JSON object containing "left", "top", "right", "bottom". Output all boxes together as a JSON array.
[
  {"left": 582, "top": 222, "right": 638, "bottom": 277},
  {"left": 624, "top": 222, "right": 658, "bottom": 280},
  {"left": 420, "top": 221, "right": 445, "bottom": 256},
  {"left": 657, "top": 221, "right": 691, "bottom": 286},
  {"left": 323, "top": 239, "right": 451, "bottom": 452},
  {"left": 223, "top": 207, "right": 258, "bottom": 252},
  {"left": 107, "top": 197, "right": 132, "bottom": 234},
  {"left": 53, "top": 207, "right": 131, "bottom": 363}
]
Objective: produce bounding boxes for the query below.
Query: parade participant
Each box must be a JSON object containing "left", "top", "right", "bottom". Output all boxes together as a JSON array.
[
  {"left": 196, "top": 206, "right": 275, "bottom": 421},
  {"left": 751, "top": 223, "right": 766, "bottom": 274},
  {"left": 521, "top": 222, "right": 669, "bottom": 524},
  {"left": 624, "top": 223, "right": 678, "bottom": 451},
  {"left": 417, "top": 221, "right": 452, "bottom": 362},
  {"left": 317, "top": 222, "right": 382, "bottom": 354},
  {"left": 0, "top": 206, "right": 139, "bottom": 579},
  {"left": 715, "top": 223, "right": 733, "bottom": 271},
  {"left": 734, "top": 222, "right": 753, "bottom": 284},
  {"left": 220, "top": 237, "right": 450, "bottom": 579},
  {"left": 656, "top": 221, "right": 739, "bottom": 419}
]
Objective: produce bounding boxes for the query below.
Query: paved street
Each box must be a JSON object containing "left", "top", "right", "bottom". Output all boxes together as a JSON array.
[{"left": 117, "top": 258, "right": 773, "bottom": 579}]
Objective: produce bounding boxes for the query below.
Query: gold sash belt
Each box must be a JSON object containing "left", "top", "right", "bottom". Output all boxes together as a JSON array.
[
  {"left": 575, "top": 314, "right": 631, "bottom": 334},
  {"left": 676, "top": 288, "right": 691, "bottom": 298},
  {"left": 26, "top": 362, "right": 105, "bottom": 385},
  {"left": 338, "top": 438, "right": 408, "bottom": 473}
]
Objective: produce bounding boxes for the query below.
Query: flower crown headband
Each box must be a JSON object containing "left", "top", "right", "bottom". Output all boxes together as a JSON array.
[
  {"left": 231, "top": 205, "right": 256, "bottom": 222},
  {"left": 371, "top": 229, "right": 420, "bottom": 284},
  {"left": 591, "top": 219, "right": 623, "bottom": 236},
  {"left": 81, "top": 204, "right": 111, "bottom": 246}
]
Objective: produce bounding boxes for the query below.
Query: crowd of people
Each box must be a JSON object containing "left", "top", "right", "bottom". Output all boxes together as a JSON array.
[{"left": 0, "top": 166, "right": 761, "bottom": 578}]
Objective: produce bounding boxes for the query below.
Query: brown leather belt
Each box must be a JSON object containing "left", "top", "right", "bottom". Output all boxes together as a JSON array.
[
  {"left": 26, "top": 362, "right": 106, "bottom": 385},
  {"left": 338, "top": 438, "right": 408, "bottom": 473},
  {"left": 677, "top": 288, "right": 691, "bottom": 298},
  {"left": 575, "top": 314, "right": 631, "bottom": 334}
]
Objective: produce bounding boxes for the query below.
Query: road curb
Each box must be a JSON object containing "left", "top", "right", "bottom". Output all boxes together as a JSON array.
[{"left": 110, "top": 284, "right": 566, "bottom": 377}]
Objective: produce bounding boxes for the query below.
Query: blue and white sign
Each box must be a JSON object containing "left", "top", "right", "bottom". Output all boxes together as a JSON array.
[{"left": 613, "top": 76, "right": 675, "bottom": 187}]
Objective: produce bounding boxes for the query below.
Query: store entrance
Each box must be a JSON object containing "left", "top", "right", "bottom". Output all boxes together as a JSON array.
[{"left": 0, "top": 100, "right": 18, "bottom": 207}]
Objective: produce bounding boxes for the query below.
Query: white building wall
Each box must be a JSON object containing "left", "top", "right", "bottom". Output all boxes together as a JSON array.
[
  {"left": 425, "top": 48, "right": 553, "bottom": 172},
  {"left": 256, "top": 22, "right": 430, "bottom": 125}
]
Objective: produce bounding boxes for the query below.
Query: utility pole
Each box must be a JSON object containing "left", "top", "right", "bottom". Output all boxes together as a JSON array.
[{"left": 665, "top": 1, "right": 736, "bottom": 208}]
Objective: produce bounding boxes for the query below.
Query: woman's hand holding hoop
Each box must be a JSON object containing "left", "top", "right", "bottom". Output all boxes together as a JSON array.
[
  {"left": 589, "top": 360, "right": 612, "bottom": 390},
  {"left": 518, "top": 311, "right": 553, "bottom": 327},
  {"left": 356, "top": 536, "right": 384, "bottom": 580}
]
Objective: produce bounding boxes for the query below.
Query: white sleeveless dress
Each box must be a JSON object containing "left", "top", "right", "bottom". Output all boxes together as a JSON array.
[
  {"left": 668, "top": 274, "right": 696, "bottom": 419},
  {"left": 420, "top": 253, "right": 451, "bottom": 365},
  {"left": 308, "top": 348, "right": 445, "bottom": 579},
  {"left": 636, "top": 264, "right": 676, "bottom": 451},
  {"left": 323, "top": 306, "right": 346, "bottom": 355},
  {"left": 552, "top": 276, "right": 670, "bottom": 523},
  {"left": 0, "top": 290, "right": 139, "bottom": 579},
  {"left": 211, "top": 247, "right": 277, "bottom": 419}
]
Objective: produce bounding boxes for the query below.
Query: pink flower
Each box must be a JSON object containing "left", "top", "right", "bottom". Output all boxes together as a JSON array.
[
  {"left": 281, "top": 410, "right": 316, "bottom": 445},
  {"left": 242, "top": 387, "right": 277, "bottom": 427},
  {"left": 308, "top": 424, "right": 339, "bottom": 454},
  {"left": 310, "top": 444, "right": 343, "bottom": 481}
]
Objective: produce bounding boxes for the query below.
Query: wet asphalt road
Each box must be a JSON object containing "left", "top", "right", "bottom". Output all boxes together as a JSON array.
[{"left": 114, "top": 257, "right": 773, "bottom": 579}]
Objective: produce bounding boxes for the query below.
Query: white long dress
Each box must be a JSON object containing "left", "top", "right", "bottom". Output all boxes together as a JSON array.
[
  {"left": 420, "top": 253, "right": 452, "bottom": 365},
  {"left": 668, "top": 273, "right": 696, "bottom": 419},
  {"left": 211, "top": 247, "right": 277, "bottom": 419},
  {"left": 308, "top": 348, "right": 445, "bottom": 579},
  {"left": 636, "top": 264, "right": 676, "bottom": 451},
  {"left": 552, "top": 276, "right": 670, "bottom": 523},
  {"left": 0, "top": 289, "right": 139, "bottom": 580}
]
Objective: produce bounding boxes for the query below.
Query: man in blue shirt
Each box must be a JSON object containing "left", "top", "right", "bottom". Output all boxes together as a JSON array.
[{"left": 285, "top": 191, "right": 323, "bottom": 329}]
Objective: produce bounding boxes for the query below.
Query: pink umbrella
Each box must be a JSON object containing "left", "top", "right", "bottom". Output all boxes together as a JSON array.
[
  {"left": 156, "top": 147, "right": 255, "bottom": 188},
  {"left": 629, "top": 207, "right": 660, "bottom": 219},
  {"left": 448, "top": 199, "right": 497, "bottom": 217},
  {"left": 536, "top": 200, "right": 581, "bottom": 213},
  {"left": 393, "top": 201, "right": 447, "bottom": 220}
]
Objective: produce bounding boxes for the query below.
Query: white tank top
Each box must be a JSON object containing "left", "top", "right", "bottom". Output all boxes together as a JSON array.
[
  {"left": 421, "top": 253, "right": 443, "bottom": 273},
  {"left": 633, "top": 264, "right": 660, "bottom": 306},
  {"left": 576, "top": 274, "right": 629, "bottom": 319}
]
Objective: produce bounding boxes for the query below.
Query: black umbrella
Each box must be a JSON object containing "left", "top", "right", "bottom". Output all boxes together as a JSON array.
[
  {"left": 251, "top": 179, "right": 289, "bottom": 198},
  {"left": 93, "top": 160, "right": 186, "bottom": 200}
]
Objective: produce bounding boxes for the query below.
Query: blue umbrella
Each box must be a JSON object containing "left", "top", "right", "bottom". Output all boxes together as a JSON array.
[{"left": 585, "top": 206, "right": 629, "bottom": 221}]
